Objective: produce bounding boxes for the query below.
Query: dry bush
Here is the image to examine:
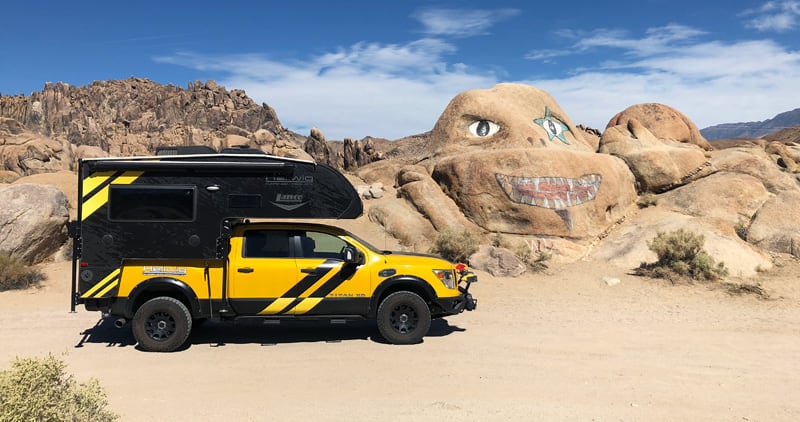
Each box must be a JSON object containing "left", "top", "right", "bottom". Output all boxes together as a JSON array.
[
  {"left": 0, "top": 354, "right": 118, "bottom": 421},
  {"left": 0, "top": 253, "right": 46, "bottom": 292},
  {"left": 721, "top": 282, "right": 769, "bottom": 299},
  {"left": 734, "top": 219, "right": 749, "bottom": 241},
  {"left": 430, "top": 229, "right": 479, "bottom": 263},
  {"left": 514, "top": 243, "right": 551, "bottom": 273},
  {"left": 637, "top": 192, "right": 659, "bottom": 208},
  {"left": 635, "top": 229, "right": 728, "bottom": 282}
]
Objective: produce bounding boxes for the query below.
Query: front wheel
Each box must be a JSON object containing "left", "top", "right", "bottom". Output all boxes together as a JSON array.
[
  {"left": 376, "top": 291, "right": 431, "bottom": 344},
  {"left": 132, "top": 296, "right": 193, "bottom": 352}
]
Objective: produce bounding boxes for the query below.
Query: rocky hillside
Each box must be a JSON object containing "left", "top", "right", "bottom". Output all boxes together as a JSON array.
[
  {"left": 0, "top": 78, "right": 381, "bottom": 178},
  {"left": 701, "top": 108, "right": 800, "bottom": 140}
]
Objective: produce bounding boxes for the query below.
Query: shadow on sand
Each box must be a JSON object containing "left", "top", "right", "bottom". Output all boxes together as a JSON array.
[{"left": 74, "top": 316, "right": 466, "bottom": 351}]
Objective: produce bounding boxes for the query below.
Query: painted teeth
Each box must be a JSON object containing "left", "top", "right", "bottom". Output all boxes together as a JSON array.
[{"left": 495, "top": 173, "right": 602, "bottom": 210}]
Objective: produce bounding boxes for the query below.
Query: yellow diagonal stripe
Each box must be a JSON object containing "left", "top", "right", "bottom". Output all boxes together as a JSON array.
[
  {"left": 258, "top": 297, "right": 295, "bottom": 315},
  {"left": 113, "top": 171, "right": 144, "bottom": 185},
  {"left": 81, "top": 185, "right": 110, "bottom": 221},
  {"left": 95, "top": 280, "right": 120, "bottom": 298},
  {"left": 80, "top": 171, "right": 144, "bottom": 221},
  {"left": 284, "top": 298, "right": 323, "bottom": 315},
  {"left": 82, "top": 171, "right": 116, "bottom": 198},
  {"left": 80, "top": 268, "right": 121, "bottom": 299}
]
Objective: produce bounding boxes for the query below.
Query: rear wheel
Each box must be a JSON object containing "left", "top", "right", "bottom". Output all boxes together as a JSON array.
[
  {"left": 132, "top": 296, "right": 192, "bottom": 352},
  {"left": 376, "top": 291, "right": 431, "bottom": 344}
]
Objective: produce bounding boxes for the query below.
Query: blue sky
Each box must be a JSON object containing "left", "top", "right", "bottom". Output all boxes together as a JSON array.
[{"left": 2, "top": 1, "right": 799, "bottom": 140}]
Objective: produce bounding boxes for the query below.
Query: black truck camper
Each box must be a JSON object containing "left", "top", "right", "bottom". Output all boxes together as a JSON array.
[{"left": 70, "top": 147, "right": 363, "bottom": 312}]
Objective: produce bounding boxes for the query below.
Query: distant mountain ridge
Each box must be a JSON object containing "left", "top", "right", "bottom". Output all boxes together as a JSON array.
[{"left": 701, "top": 108, "right": 800, "bottom": 140}]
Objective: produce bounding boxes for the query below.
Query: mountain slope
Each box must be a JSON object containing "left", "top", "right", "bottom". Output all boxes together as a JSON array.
[{"left": 701, "top": 108, "right": 800, "bottom": 140}]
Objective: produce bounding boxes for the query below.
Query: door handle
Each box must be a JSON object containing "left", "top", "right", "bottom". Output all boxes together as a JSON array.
[
  {"left": 237, "top": 267, "right": 254, "bottom": 273},
  {"left": 301, "top": 268, "right": 317, "bottom": 274}
]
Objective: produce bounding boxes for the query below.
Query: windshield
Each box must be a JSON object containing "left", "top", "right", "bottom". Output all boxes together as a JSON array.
[{"left": 340, "top": 228, "right": 385, "bottom": 254}]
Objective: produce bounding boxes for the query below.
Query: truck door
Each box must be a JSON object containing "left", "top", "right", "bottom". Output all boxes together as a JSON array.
[
  {"left": 292, "top": 229, "right": 371, "bottom": 315},
  {"left": 227, "top": 229, "right": 298, "bottom": 315}
]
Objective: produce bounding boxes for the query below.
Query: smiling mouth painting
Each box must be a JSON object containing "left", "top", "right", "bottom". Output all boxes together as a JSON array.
[{"left": 495, "top": 173, "right": 602, "bottom": 210}]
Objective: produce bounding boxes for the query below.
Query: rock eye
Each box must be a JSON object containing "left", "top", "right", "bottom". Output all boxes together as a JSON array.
[
  {"left": 534, "top": 107, "right": 571, "bottom": 144},
  {"left": 468, "top": 120, "right": 500, "bottom": 137},
  {"left": 545, "top": 119, "right": 563, "bottom": 138}
]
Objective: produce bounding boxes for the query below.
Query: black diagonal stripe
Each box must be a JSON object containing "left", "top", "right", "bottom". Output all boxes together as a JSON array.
[
  {"left": 277, "top": 298, "right": 305, "bottom": 314},
  {"left": 84, "top": 170, "right": 124, "bottom": 200},
  {"left": 309, "top": 265, "right": 357, "bottom": 298},
  {"left": 280, "top": 260, "right": 338, "bottom": 298}
]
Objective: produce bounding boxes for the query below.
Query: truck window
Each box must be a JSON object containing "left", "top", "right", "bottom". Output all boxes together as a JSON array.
[
  {"left": 108, "top": 185, "right": 196, "bottom": 222},
  {"left": 300, "top": 231, "right": 347, "bottom": 259},
  {"left": 244, "top": 230, "right": 290, "bottom": 258}
]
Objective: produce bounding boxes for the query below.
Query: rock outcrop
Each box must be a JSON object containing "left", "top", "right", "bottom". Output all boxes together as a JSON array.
[
  {"left": 469, "top": 245, "right": 527, "bottom": 277},
  {"left": 600, "top": 117, "right": 712, "bottom": 193},
  {"left": 0, "top": 183, "right": 69, "bottom": 264},
  {"left": 0, "top": 78, "right": 305, "bottom": 176},
  {"left": 303, "top": 128, "right": 384, "bottom": 170},
  {"left": 381, "top": 83, "right": 638, "bottom": 240},
  {"left": 606, "top": 103, "right": 713, "bottom": 150}
]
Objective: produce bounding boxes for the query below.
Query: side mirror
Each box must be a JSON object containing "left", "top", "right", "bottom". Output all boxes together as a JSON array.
[{"left": 342, "top": 246, "right": 361, "bottom": 265}]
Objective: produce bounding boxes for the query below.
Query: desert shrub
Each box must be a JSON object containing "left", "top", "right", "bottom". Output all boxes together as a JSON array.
[
  {"left": 514, "top": 243, "right": 551, "bottom": 273},
  {"left": 636, "top": 229, "right": 728, "bottom": 282},
  {"left": 637, "top": 192, "right": 659, "bottom": 208},
  {"left": 734, "top": 219, "right": 749, "bottom": 241},
  {"left": 0, "top": 354, "right": 118, "bottom": 422},
  {"left": 490, "top": 232, "right": 503, "bottom": 248},
  {"left": 0, "top": 253, "right": 46, "bottom": 292},
  {"left": 430, "top": 229, "right": 478, "bottom": 263}
]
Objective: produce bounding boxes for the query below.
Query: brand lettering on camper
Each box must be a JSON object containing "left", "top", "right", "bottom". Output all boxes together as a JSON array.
[
  {"left": 142, "top": 266, "right": 188, "bottom": 276},
  {"left": 270, "top": 193, "right": 310, "bottom": 211},
  {"left": 276, "top": 193, "right": 304, "bottom": 203},
  {"left": 264, "top": 175, "right": 314, "bottom": 185}
]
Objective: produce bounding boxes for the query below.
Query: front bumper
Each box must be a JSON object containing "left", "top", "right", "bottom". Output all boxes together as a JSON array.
[{"left": 432, "top": 287, "right": 477, "bottom": 317}]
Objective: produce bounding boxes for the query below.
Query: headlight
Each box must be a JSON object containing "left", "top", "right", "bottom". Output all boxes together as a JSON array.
[{"left": 432, "top": 269, "right": 456, "bottom": 289}]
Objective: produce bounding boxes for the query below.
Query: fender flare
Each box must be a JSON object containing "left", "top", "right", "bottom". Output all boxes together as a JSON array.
[
  {"left": 126, "top": 277, "right": 201, "bottom": 317},
  {"left": 369, "top": 275, "right": 437, "bottom": 318}
]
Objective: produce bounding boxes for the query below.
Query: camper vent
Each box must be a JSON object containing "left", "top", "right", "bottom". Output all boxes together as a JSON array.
[{"left": 155, "top": 146, "right": 217, "bottom": 156}]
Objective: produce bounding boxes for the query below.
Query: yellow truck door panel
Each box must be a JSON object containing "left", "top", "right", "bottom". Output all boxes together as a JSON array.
[{"left": 228, "top": 229, "right": 298, "bottom": 314}]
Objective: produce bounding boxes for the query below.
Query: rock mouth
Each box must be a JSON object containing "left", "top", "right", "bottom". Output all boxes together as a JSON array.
[{"left": 495, "top": 173, "right": 602, "bottom": 209}]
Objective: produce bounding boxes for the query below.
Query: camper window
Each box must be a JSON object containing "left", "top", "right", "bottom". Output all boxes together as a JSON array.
[{"left": 108, "top": 185, "right": 196, "bottom": 222}]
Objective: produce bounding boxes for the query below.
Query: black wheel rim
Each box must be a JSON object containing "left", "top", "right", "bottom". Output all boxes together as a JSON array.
[
  {"left": 389, "top": 303, "right": 418, "bottom": 334},
  {"left": 145, "top": 311, "right": 176, "bottom": 341}
]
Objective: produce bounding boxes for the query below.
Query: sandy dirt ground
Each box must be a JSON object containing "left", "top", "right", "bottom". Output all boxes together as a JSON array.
[{"left": 2, "top": 254, "right": 799, "bottom": 421}]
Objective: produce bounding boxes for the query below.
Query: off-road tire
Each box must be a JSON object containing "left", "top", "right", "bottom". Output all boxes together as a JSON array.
[
  {"left": 132, "top": 296, "right": 193, "bottom": 352},
  {"left": 376, "top": 291, "right": 431, "bottom": 344}
]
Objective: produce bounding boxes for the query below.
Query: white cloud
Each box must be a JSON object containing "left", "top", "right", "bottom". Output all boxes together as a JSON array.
[
  {"left": 156, "top": 16, "right": 800, "bottom": 142},
  {"left": 574, "top": 24, "right": 707, "bottom": 56},
  {"left": 742, "top": 1, "right": 800, "bottom": 32},
  {"left": 524, "top": 48, "right": 573, "bottom": 62},
  {"left": 155, "top": 42, "right": 497, "bottom": 140},
  {"left": 527, "top": 32, "right": 800, "bottom": 130},
  {"left": 414, "top": 8, "right": 519, "bottom": 37}
]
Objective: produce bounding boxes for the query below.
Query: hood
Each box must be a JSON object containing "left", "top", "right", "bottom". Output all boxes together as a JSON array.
[{"left": 381, "top": 251, "right": 454, "bottom": 268}]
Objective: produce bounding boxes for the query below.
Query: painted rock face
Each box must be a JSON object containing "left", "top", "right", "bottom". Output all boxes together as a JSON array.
[{"left": 428, "top": 83, "right": 637, "bottom": 237}]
